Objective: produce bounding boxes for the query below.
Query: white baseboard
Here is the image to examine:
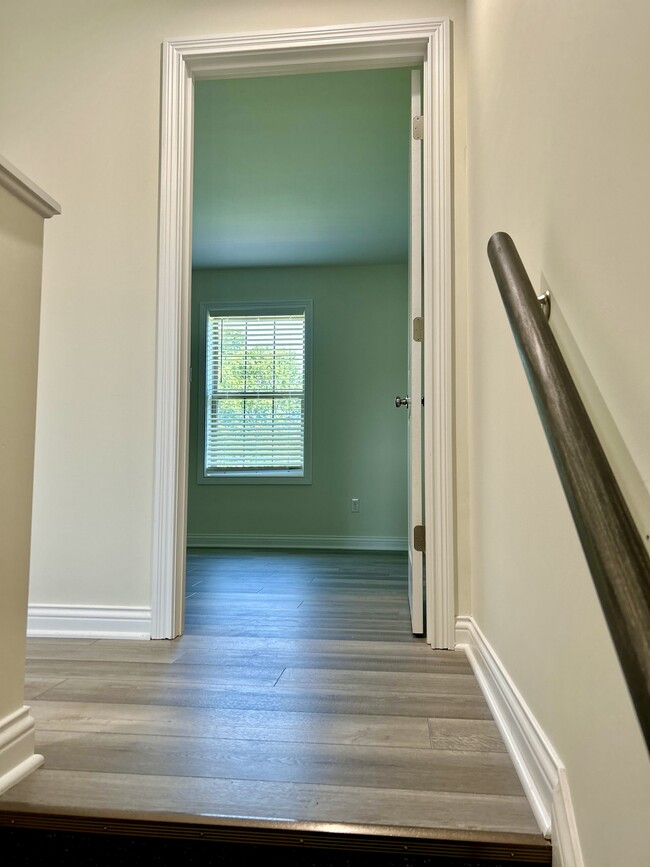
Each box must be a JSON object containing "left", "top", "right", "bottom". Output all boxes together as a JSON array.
[
  {"left": 27, "top": 605, "right": 152, "bottom": 639},
  {"left": 186, "top": 533, "right": 408, "bottom": 551},
  {"left": 551, "top": 767, "right": 585, "bottom": 867},
  {"left": 455, "top": 616, "right": 583, "bottom": 866},
  {"left": 0, "top": 706, "right": 43, "bottom": 796}
]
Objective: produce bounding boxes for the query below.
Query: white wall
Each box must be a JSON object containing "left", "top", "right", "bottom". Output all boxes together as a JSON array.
[
  {"left": 465, "top": 1, "right": 650, "bottom": 863},
  {"left": 0, "top": 0, "right": 468, "bottom": 609}
]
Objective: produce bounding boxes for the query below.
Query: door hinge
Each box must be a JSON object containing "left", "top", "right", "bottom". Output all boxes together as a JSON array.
[
  {"left": 414, "top": 525, "right": 426, "bottom": 552},
  {"left": 412, "top": 316, "right": 424, "bottom": 342},
  {"left": 413, "top": 115, "right": 424, "bottom": 140}
]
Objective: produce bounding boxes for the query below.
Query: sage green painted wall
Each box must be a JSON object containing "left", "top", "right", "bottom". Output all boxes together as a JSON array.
[
  {"left": 187, "top": 265, "right": 408, "bottom": 542},
  {"left": 193, "top": 67, "right": 412, "bottom": 268}
]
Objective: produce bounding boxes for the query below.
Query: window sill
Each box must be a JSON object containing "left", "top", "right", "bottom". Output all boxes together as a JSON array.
[{"left": 199, "top": 470, "right": 312, "bottom": 486}]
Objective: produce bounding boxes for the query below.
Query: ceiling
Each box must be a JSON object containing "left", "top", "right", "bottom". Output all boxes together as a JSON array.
[{"left": 192, "top": 67, "right": 412, "bottom": 269}]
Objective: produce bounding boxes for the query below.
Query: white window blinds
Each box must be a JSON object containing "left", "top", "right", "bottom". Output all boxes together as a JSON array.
[{"left": 205, "top": 311, "right": 306, "bottom": 474}]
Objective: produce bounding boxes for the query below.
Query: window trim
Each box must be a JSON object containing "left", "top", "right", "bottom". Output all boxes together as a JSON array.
[{"left": 197, "top": 299, "right": 313, "bottom": 485}]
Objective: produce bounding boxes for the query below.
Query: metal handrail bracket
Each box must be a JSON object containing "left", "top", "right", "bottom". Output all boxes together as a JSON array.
[{"left": 487, "top": 231, "right": 650, "bottom": 750}]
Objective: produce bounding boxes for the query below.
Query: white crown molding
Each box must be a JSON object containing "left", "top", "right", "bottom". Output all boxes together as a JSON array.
[
  {"left": 0, "top": 706, "right": 43, "bottom": 796},
  {"left": 187, "top": 534, "right": 407, "bottom": 551},
  {"left": 152, "top": 17, "right": 455, "bottom": 647},
  {"left": 455, "top": 616, "right": 584, "bottom": 866},
  {"left": 0, "top": 153, "right": 60, "bottom": 218},
  {"left": 27, "top": 605, "right": 151, "bottom": 639}
]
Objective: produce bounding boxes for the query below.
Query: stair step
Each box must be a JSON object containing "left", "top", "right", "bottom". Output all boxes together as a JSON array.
[{"left": 2, "top": 812, "right": 551, "bottom": 865}]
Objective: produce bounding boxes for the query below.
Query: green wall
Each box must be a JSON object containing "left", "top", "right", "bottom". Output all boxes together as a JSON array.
[
  {"left": 193, "top": 68, "right": 412, "bottom": 268},
  {"left": 187, "top": 265, "right": 408, "bottom": 545}
]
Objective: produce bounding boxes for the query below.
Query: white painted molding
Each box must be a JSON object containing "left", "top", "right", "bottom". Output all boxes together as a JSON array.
[
  {"left": 187, "top": 534, "right": 407, "bottom": 551},
  {"left": 423, "top": 18, "right": 455, "bottom": 650},
  {"left": 455, "top": 615, "right": 556, "bottom": 833},
  {"left": 28, "top": 605, "right": 151, "bottom": 639},
  {"left": 0, "top": 706, "right": 43, "bottom": 796},
  {"left": 551, "top": 768, "right": 585, "bottom": 867},
  {"left": 151, "top": 38, "right": 194, "bottom": 640},
  {"left": 455, "top": 616, "right": 584, "bottom": 865},
  {"left": 0, "top": 153, "right": 60, "bottom": 218},
  {"left": 152, "top": 17, "right": 455, "bottom": 647},
  {"left": 169, "top": 19, "right": 440, "bottom": 78}
]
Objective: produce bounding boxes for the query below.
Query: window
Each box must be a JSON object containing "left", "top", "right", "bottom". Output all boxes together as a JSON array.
[{"left": 198, "top": 301, "right": 312, "bottom": 483}]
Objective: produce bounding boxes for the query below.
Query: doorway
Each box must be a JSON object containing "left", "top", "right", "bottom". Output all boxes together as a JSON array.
[
  {"left": 151, "top": 19, "right": 455, "bottom": 648},
  {"left": 187, "top": 67, "right": 411, "bottom": 603}
]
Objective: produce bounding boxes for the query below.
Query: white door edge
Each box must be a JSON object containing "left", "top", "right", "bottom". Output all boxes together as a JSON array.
[
  {"left": 408, "top": 68, "right": 424, "bottom": 635},
  {"left": 152, "top": 18, "right": 456, "bottom": 646}
]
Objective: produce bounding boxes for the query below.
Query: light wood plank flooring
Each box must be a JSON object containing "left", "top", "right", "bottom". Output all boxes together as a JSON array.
[{"left": 0, "top": 550, "right": 550, "bottom": 863}]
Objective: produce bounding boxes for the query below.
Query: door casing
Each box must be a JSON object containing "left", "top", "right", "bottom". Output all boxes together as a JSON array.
[{"left": 151, "top": 18, "right": 456, "bottom": 648}]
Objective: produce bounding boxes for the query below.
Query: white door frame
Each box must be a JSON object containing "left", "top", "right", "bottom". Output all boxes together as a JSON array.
[{"left": 151, "top": 18, "right": 456, "bottom": 648}]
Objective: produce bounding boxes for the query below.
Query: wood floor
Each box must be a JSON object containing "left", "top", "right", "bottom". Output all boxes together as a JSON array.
[{"left": 0, "top": 550, "right": 551, "bottom": 863}]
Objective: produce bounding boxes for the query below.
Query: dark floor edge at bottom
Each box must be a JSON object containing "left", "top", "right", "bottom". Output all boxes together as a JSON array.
[{"left": 0, "top": 809, "right": 552, "bottom": 863}]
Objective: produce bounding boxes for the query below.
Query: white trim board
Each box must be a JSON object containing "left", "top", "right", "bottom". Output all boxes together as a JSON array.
[
  {"left": 0, "top": 706, "right": 43, "bottom": 796},
  {"left": 0, "top": 153, "right": 60, "bottom": 218},
  {"left": 455, "top": 616, "right": 584, "bottom": 867},
  {"left": 551, "top": 768, "right": 584, "bottom": 867},
  {"left": 27, "top": 605, "right": 152, "bottom": 640},
  {"left": 187, "top": 534, "right": 407, "bottom": 551},
  {"left": 152, "top": 18, "right": 455, "bottom": 644}
]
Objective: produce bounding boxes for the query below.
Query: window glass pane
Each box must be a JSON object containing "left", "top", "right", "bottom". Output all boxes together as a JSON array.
[{"left": 204, "top": 310, "right": 306, "bottom": 475}]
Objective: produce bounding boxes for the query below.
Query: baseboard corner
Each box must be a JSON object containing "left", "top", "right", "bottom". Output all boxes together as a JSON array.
[{"left": 0, "top": 706, "right": 43, "bottom": 796}]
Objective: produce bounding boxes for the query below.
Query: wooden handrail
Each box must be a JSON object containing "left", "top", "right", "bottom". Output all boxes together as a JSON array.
[{"left": 488, "top": 231, "right": 650, "bottom": 750}]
